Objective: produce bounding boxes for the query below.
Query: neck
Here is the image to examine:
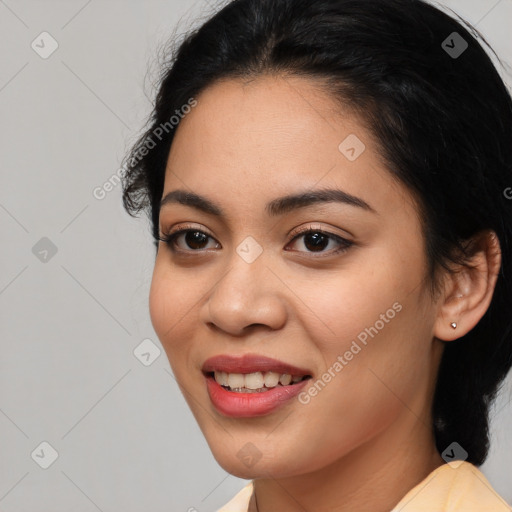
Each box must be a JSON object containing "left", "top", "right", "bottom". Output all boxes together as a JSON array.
[{"left": 251, "top": 415, "right": 445, "bottom": 512}]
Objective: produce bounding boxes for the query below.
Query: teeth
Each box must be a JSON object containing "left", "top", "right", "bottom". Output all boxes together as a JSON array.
[
  {"left": 245, "top": 372, "right": 264, "bottom": 390},
  {"left": 264, "top": 371, "right": 280, "bottom": 387},
  {"left": 214, "top": 371, "right": 304, "bottom": 391},
  {"left": 217, "top": 371, "right": 228, "bottom": 386},
  {"left": 279, "top": 374, "right": 292, "bottom": 385},
  {"left": 227, "top": 373, "right": 245, "bottom": 389}
]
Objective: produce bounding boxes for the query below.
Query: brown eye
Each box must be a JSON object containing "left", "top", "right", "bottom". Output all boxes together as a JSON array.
[
  {"left": 182, "top": 231, "right": 209, "bottom": 249},
  {"left": 302, "top": 232, "right": 329, "bottom": 252},
  {"left": 158, "top": 228, "right": 220, "bottom": 252},
  {"left": 286, "top": 228, "right": 353, "bottom": 256}
]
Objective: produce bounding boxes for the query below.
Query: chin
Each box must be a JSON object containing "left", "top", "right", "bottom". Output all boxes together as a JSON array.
[
  {"left": 216, "top": 458, "right": 264, "bottom": 479},
  {"left": 208, "top": 438, "right": 305, "bottom": 479}
]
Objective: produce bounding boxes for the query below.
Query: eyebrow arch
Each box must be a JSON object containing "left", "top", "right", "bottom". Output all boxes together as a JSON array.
[{"left": 159, "top": 187, "right": 377, "bottom": 217}]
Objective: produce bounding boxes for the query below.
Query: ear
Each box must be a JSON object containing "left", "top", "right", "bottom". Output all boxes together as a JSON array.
[{"left": 434, "top": 230, "right": 502, "bottom": 342}]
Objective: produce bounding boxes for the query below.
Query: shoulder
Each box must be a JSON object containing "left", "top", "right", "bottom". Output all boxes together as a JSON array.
[
  {"left": 392, "top": 461, "right": 511, "bottom": 511},
  {"left": 216, "top": 481, "right": 254, "bottom": 512}
]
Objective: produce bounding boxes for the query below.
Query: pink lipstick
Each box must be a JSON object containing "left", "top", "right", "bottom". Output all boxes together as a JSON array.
[{"left": 202, "top": 354, "right": 312, "bottom": 417}]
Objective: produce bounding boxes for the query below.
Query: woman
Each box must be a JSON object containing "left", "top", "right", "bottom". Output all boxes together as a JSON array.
[{"left": 120, "top": 0, "right": 512, "bottom": 510}]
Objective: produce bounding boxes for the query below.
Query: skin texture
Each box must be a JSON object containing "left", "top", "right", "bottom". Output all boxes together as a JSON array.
[{"left": 149, "top": 75, "right": 501, "bottom": 512}]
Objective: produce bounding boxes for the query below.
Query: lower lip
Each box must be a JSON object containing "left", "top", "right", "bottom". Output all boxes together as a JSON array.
[{"left": 205, "top": 375, "right": 310, "bottom": 418}]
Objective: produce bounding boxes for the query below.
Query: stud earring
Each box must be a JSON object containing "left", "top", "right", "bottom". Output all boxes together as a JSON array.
[{"left": 450, "top": 322, "right": 457, "bottom": 329}]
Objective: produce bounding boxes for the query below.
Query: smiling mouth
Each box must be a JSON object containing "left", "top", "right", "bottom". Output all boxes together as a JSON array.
[{"left": 205, "top": 371, "right": 312, "bottom": 393}]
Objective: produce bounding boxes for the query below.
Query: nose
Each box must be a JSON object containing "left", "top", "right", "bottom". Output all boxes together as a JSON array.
[{"left": 199, "top": 248, "right": 288, "bottom": 337}]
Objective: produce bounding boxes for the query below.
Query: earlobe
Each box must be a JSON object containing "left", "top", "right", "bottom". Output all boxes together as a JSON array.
[{"left": 433, "top": 230, "right": 501, "bottom": 342}]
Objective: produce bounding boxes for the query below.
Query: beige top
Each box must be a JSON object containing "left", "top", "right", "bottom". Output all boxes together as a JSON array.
[{"left": 217, "top": 461, "right": 511, "bottom": 511}]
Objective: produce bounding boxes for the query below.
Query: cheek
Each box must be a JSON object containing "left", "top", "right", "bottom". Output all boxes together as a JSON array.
[
  {"left": 148, "top": 261, "right": 200, "bottom": 359},
  {"left": 296, "top": 288, "right": 431, "bottom": 458},
  {"left": 148, "top": 266, "right": 173, "bottom": 342},
  {"left": 290, "top": 252, "right": 431, "bottom": 422},
  {"left": 294, "top": 254, "right": 411, "bottom": 352}
]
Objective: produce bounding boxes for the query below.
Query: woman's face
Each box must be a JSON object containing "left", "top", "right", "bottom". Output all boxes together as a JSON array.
[{"left": 149, "top": 75, "right": 444, "bottom": 478}]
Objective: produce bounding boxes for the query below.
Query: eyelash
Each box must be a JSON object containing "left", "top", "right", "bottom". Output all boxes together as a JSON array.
[{"left": 156, "top": 224, "right": 354, "bottom": 257}]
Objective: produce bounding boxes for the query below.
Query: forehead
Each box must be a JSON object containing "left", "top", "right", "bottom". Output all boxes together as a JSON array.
[
  {"left": 169, "top": 75, "right": 358, "bottom": 164},
  {"left": 162, "top": 75, "right": 416, "bottom": 223}
]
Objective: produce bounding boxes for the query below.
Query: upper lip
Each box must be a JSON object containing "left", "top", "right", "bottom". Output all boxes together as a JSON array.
[{"left": 202, "top": 354, "right": 312, "bottom": 376}]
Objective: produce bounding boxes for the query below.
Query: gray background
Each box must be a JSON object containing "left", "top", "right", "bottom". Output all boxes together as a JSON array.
[{"left": 0, "top": 0, "right": 511, "bottom": 511}]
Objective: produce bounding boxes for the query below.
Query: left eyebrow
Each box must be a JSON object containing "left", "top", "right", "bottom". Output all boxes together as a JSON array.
[
  {"left": 159, "top": 187, "right": 377, "bottom": 217},
  {"left": 265, "top": 188, "right": 377, "bottom": 216}
]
